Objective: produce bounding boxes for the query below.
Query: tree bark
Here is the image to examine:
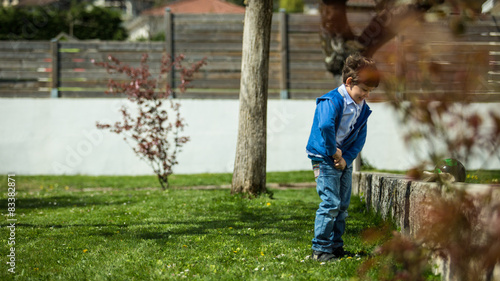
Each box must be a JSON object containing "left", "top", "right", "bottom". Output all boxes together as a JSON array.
[
  {"left": 320, "top": 0, "right": 358, "bottom": 75},
  {"left": 231, "top": 0, "right": 273, "bottom": 197},
  {"left": 320, "top": 0, "right": 436, "bottom": 75}
]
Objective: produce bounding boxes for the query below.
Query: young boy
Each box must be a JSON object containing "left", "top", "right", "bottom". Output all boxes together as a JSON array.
[{"left": 306, "top": 53, "right": 379, "bottom": 261}]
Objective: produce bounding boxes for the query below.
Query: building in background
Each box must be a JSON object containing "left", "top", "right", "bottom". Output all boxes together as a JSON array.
[
  {"left": 142, "top": 0, "right": 245, "bottom": 15},
  {"left": 127, "top": 0, "right": 245, "bottom": 41}
]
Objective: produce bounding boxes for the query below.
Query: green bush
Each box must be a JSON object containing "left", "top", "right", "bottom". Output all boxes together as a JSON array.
[
  {"left": 226, "top": 0, "right": 246, "bottom": 6},
  {"left": 0, "top": 3, "right": 127, "bottom": 40},
  {"left": 280, "top": 0, "right": 304, "bottom": 13},
  {"left": 71, "top": 5, "right": 127, "bottom": 40},
  {"left": 0, "top": 6, "right": 63, "bottom": 40}
]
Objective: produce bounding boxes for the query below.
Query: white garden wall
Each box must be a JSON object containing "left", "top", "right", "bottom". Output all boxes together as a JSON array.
[{"left": 0, "top": 98, "right": 498, "bottom": 175}]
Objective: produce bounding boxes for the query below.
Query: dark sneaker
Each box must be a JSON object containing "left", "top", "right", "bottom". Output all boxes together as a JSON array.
[
  {"left": 312, "top": 250, "right": 336, "bottom": 262},
  {"left": 332, "top": 247, "right": 354, "bottom": 258}
]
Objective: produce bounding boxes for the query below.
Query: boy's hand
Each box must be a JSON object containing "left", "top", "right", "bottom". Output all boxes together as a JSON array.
[
  {"left": 332, "top": 148, "right": 342, "bottom": 160},
  {"left": 334, "top": 157, "right": 346, "bottom": 170}
]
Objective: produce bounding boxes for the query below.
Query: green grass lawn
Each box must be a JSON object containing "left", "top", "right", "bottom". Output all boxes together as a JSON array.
[
  {"left": 10, "top": 170, "right": 316, "bottom": 191},
  {"left": 464, "top": 170, "right": 500, "bottom": 184},
  {"left": 8, "top": 169, "right": 499, "bottom": 191},
  {"left": 2, "top": 169, "right": 496, "bottom": 280},
  {"left": 0, "top": 173, "right": 391, "bottom": 280}
]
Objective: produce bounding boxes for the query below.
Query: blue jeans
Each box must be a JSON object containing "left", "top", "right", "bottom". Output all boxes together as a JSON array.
[{"left": 311, "top": 159, "right": 353, "bottom": 253}]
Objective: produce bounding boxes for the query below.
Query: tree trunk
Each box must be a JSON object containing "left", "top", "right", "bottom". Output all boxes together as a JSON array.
[
  {"left": 231, "top": 0, "right": 273, "bottom": 197},
  {"left": 320, "top": 0, "right": 358, "bottom": 75},
  {"left": 320, "top": 0, "right": 435, "bottom": 75}
]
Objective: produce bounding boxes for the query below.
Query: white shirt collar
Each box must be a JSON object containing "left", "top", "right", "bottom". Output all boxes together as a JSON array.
[{"left": 339, "top": 84, "right": 363, "bottom": 108}]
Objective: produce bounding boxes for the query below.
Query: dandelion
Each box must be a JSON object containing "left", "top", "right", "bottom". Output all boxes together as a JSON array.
[
  {"left": 266, "top": 202, "right": 271, "bottom": 206},
  {"left": 83, "top": 249, "right": 88, "bottom": 253},
  {"left": 183, "top": 245, "right": 187, "bottom": 248},
  {"left": 65, "top": 186, "right": 69, "bottom": 190},
  {"left": 261, "top": 251, "right": 264, "bottom": 256}
]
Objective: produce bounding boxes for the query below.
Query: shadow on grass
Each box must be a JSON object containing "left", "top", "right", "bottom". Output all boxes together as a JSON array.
[
  {"left": 0, "top": 195, "right": 136, "bottom": 209},
  {"left": 3, "top": 189, "right": 377, "bottom": 247},
  {"left": 135, "top": 199, "right": 318, "bottom": 240},
  {"left": 9, "top": 202, "right": 317, "bottom": 242}
]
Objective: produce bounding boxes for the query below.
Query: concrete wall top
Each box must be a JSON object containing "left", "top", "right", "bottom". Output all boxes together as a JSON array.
[{"left": 1, "top": 99, "right": 499, "bottom": 175}]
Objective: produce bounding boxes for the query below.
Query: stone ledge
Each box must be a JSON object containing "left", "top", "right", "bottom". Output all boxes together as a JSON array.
[
  {"left": 352, "top": 172, "right": 500, "bottom": 280},
  {"left": 353, "top": 172, "right": 500, "bottom": 236}
]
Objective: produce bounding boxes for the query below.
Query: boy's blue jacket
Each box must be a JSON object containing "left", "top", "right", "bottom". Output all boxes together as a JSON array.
[{"left": 306, "top": 86, "right": 372, "bottom": 168}]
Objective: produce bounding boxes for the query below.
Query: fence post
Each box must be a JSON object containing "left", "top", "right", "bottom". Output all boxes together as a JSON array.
[
  {"left": 165, "top": 7, "right": 176, "bottom": 98},
  {"left": 395, "top": 35, "right": 406, "bottom": 99},
  {"left": 50, "top": 39, "right": 60, "bottom": 98},
  {"left": 353, "top": 154, "right": 361, "bottom": 173},
  {"left": 279, "top": 8, "right": 289, "bottom": 99}
]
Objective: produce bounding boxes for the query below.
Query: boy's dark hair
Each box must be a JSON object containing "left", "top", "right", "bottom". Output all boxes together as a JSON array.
[{"left": 342, "top": 53, "right": 380, "bottom": 88}]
